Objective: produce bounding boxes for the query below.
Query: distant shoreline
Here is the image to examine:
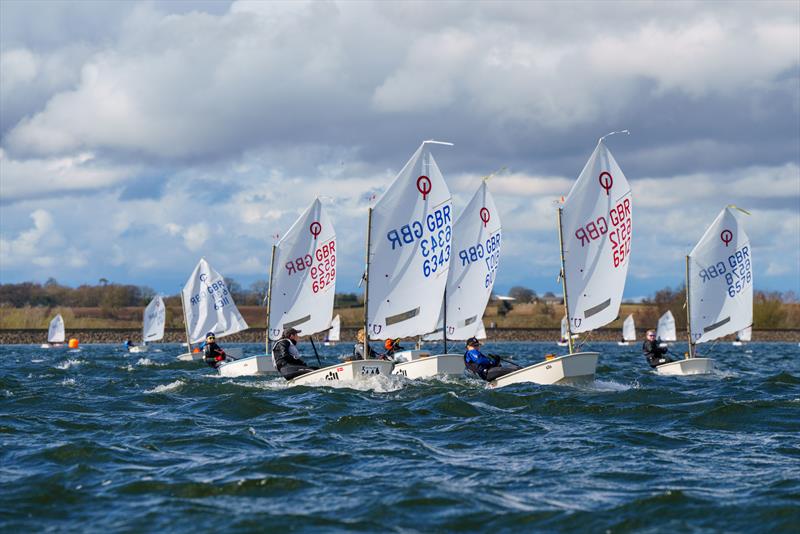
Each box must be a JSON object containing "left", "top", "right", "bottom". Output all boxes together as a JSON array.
[{"left": 4, "top": 327, "right": 799, "bottom": 344}]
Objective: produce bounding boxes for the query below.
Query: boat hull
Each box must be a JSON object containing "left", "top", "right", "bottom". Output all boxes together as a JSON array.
[
  {"left": 290, "top": 359, "right": 395, "bottom": 386},
  {"left": 655, "top": 358, "right": 714, "bottom": 376},
  {"left": 617, "top": 341, "right": 632, "bottom": 346},
  {"left": 177, "top": 352, "right": 202, "bottom": 361},
  {"left": 129, "top": 345, "right": 147, "bottom": 353},
  {"left": 392, "top": 353, "right": 464, "bottom": 379},
  {"left": 218, "top": 354, "right": 276, "bottom": 377},
  {"left": 489, "top": 352, "right": 599, "bottom": 388}
]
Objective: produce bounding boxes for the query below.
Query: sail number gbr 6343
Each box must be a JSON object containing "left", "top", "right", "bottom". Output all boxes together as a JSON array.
[
  {"left": 574, "top": 197, "right": 631, "bottom": 268},
  {"left": 385, "top": 205, "right": 452, "bottom": 278}
]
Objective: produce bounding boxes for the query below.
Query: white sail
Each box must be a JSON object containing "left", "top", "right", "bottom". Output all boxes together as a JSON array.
[
  {"left": 622, "top": 314, "right": 636, "bottom": 341},
  {"left": 560, "top": 315, "right": 568, "bottom": 340},
  {"left": 442, "top": 181, "right": 502, "bottom": 340},
  {"left": 142, "top": 295, "right": 166, "bottom": 342},
  {"left": 737, "top": 325, "right": 752, "bottom": 342},
  {"left": 48, "top": 314, "right": 65, "bottom": 343},
  {"left": 657, "top": 310, "right": 677, "bottom": 342},
  {"left": 689, "top": 206, "right": 752, "bottom": 344},
  {"left": 560, "top": 140, "right": 632, "bottom": 334},
  {"left": 327, "top": 314, "right": 341, "bottom": 342},
  {"left": 476, "top": 320, "right": 487, "bottom": 340},
  {"left": 182, "top": 258, "right": 249, "bottom": 344},
  {"left": 268, "top": 198, "right": 336, "bottom": 340},
  {"left": 367, "top": 141, "right": 453, "bottom": 339}
]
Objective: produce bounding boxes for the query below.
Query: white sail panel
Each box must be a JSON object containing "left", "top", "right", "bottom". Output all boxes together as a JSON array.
[
  {"left": 48, "top": 314, "right": 65, "bottom": 343},
  {"left": 268, "top": 198, "right": 336, "bottom": 340},
  {"left": 142, "top": 295, "right": 166, "bottom": 342},
  {"left": 737, "top": 325, "right": 752, "bottom": 342},
  {"left": 561, "top": 140, "right": 632, "bottom": 333},
  {"left": 657, "top": 310, "right": 677, "bottom": 342},
  {"left": 327, "top": 314, "right": 341, "bottom": 342},
  {"left": 622, "top": 314, "right": 636, "bottom": 341},
  {"left": 431, "top": 182, "right": 502, "bottom": 341},
  {"left": 367, "top": 142, "right": 453, "bottom": 339},
  {"left": 689, "top": 207, "right": 752, "bottom": 344},
  {"left": 182, "top": 258, "right": 249, "bottom": 344},
  {"left": 476, "top": 320, "right": 487, "bottom": 340}
]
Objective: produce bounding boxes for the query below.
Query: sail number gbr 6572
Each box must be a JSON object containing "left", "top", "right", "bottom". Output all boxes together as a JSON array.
[
  {"left": 574, "top": 197, "right": 631, "bottom": 268},
  {"left": 284, "top": 238, "right": 336, "bottom": 293}
]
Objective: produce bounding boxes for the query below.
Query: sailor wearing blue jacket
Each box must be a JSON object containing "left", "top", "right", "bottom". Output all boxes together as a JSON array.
[{"left": 464, "top": 337, "right": 514, "bottom": 382}]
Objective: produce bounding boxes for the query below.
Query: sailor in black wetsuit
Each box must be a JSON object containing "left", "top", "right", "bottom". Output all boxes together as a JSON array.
[
  {"left": 272, "top": 327, "right": 318, "bottom": 380},
  {"left": 203, "top": 332, "right": 228, "bottom": 369},
  {"left": 643, "top": 329, "right": 674, "bottom": 368}
]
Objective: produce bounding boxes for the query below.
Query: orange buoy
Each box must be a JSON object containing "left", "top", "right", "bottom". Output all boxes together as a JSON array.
[
  {"left": 68, "top": 338, "right": 79, "bottom": 349},
  {"left": 193, "top": 347, "right": 201, "bottom": 353}
]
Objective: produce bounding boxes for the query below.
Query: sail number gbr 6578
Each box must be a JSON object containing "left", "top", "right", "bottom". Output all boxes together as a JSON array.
[
  {"left": 574, "top": 197, "right": 631, "bottom": 268},
  {"left": 284, "top": 238, "right": 336, "bottom": 293}
]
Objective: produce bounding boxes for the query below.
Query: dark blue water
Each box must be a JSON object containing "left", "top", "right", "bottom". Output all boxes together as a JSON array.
[{"left": 1, "top": 341, "right": 799, "bottom": 532}]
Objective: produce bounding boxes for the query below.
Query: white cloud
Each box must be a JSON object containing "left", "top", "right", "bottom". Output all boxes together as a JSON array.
[{"left": 183, "top": 223, "right": 209, "bottom": 251}]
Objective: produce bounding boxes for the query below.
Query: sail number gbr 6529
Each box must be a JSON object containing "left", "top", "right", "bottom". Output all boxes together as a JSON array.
[
  {"left": 574, "top": 197, "right": 631, "bottom": 268},
  {"left": 284, "top": 238, "right": 336, "bottom": 293}
]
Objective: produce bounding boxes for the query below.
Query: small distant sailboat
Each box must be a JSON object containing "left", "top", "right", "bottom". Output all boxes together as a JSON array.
[
  {"left": 129, "top": 296, "right": 165, "bottom": 353},
  {"left": 732, "top": 325, "right": 751, "bottom": 346},
  {"left": 617, "top": 314, "right": 636, "bottom": 346},
  {"left": 323, "top": 315, "right": 341, "bottom": 346},
  {"left": 491, "top": 133, "right": 632, "bottom": 387},
  {"left": 402, "top": 178, "right": 499, "bottom": 379},
  {"left": 656, "top": 206, "right": 752, "bottom": 375},
  {"left": 656, "top": 310, "right": 677, "bottom": 347},
  {"left": 41, "top": 314, "right": 65, "bottom": 348},
  {"left": 177, "top": 258, "right": 249, "bottom": 362}
]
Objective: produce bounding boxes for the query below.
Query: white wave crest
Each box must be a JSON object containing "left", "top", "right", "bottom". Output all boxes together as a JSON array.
[
  {"left": 61, "top": 378, "right": 76, "bottom": 386},
  {"left": 56, "top": 359, "right": 82, "bottom": 369},
  {"left": 145, "top": 380, "right": 184, "bottom": 394},
  {"left": 136, "top": 358, "right": 165, "bottom": 367}
]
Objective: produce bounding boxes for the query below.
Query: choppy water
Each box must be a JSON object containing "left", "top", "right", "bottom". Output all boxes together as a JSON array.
[{"left": 1, "top": 341, "right": 799, "bottom": 532}]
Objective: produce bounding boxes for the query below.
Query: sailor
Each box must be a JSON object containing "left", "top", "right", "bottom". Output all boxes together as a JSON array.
[
  {"left": 351, "top": 328, "right": 383, "bottom": 360},
  {"left": 202, "top": 332, "right": 228, "bottom": 369},
  {"left": 383, "top": 338, "right": 404, "bottom": 360},
  {"left": 272, "top": 327, "right": 318, "bottom": 380},
  {"left": 464, "top": 337, "right": 514, "bottom": 381},
  {"left": 643, "top": 329, "right": 673, "bottom": 368},
  {"left": 124, "top": 338, "right": 134, "bottom": 349}
]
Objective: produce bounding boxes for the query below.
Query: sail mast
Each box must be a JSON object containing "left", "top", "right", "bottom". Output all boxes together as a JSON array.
[
  {"left": 442, "top": 289, "right": 448, "bottom": 353},
  {"left": 685, "top": 254, "right": 694, "bottom": 359},
  {"left": 363, "top": 207, "right": 373, "bottom": 357},
  {"left": 180, "top": 290, "right": 192, "bottom": 353},
  {"left": 265, "top": 244, "right": 277, "bottom": 355},
  {"left": 557, "top": 206, "right": 575, "bottom": 354}
]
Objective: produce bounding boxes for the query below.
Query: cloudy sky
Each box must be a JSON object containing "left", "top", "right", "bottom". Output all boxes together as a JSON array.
[{"left": 1, "top": 0, "right": 798, "bottom": 299}]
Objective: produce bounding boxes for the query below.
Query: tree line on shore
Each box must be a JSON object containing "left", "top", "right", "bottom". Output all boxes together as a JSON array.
[{"left": 0, "top": 279, "right": 797, "bottom": 330}]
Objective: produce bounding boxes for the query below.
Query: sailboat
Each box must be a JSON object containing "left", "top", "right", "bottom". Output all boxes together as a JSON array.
[
  {"left": 176, "top": 258, "right": 249, "bottom": 362},
  {"left": 397, "top": 179, "right": 499, "bottom": 379},
  {"left": 656, "top": 310, "right": 676, "bottom": 347},
  {"left": 617, "top": 314, "right": 636, "bottom": 346},
  {"left": 732, "top": 325, "right": 752, "bottom": 346},
  {"left": 41, "top": 314, "right": 65, "bottom": 348},
  {"left": 323, "top": 315, "right": 341, "bottom": 346},
  {"left": 129, "top": 295, "right": 166, "bottom": 353},
  {"left": 656, "top": 206, "right": 752, "bottom": 375},
  {"left": 491, "top": 134, "right": 632, "bottom": 387},
  {"left": 223, "top": 199, "right": 335, "bottom": 377},
  {"left": 292, "top": 141, "right": 454, "bottom": 385}
]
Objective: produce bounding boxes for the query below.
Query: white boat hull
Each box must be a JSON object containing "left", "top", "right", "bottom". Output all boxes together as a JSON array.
[
  {"left": 617, "top": 341, "right": 632, "bottom": 346},
  {"left": 129, "top": 345, "right": 147, "bottom": 353},
  {"left": 40, "top": 343, "right": 64, "bottom": 349},
  {"left": 218, "top": 354, "right": 276, "bottom": 377},
  {"left": 731, "top": 341, "right": 743, "bottom": 347},
  {"left": 556, "top": 341, "right": 569, "bottom": 347},
  {"left": 177, "top": 351, "right": 203, "bottom": 361},
  {"left": 393, "top": 353, "right": 464, "bottom": 379},
  {"left": 488, "top": 352, "right": 599, "bottom": 388},
  {"left": 290, "top": 359, "right": 395, "bottom": 386},
  {"left": 655, "top": 358, "right": 714, "bottom": 376}
]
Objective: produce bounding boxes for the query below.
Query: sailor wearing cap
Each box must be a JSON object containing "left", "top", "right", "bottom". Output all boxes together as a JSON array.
[{"left": 272, "top": 327, "right": 318, "bottom": 380}]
